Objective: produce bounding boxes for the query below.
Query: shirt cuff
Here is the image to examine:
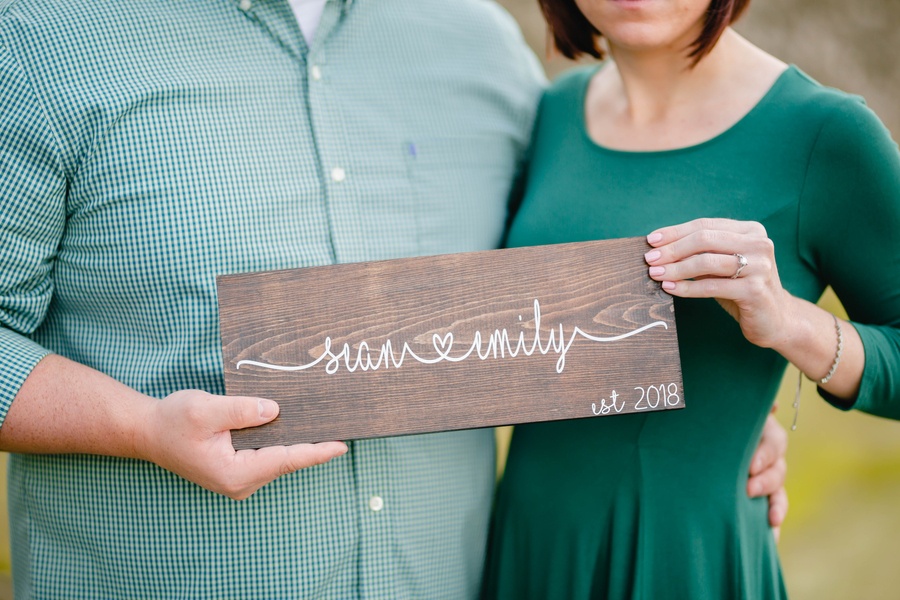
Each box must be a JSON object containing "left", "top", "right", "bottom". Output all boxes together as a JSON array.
[
  {"left": 0, "top": 327, "right": 52, "bottom": 427},
  {"left": 817, "top": 385, "right": 855, "bottom": 411},
  {"left": 819, "top": 322, "right": 900, "bottom": 419}
]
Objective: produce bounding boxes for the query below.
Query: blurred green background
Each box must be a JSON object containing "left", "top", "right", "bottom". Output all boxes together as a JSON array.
[{"left": 1, "top": 1, "right": 898, "bottom": 598}]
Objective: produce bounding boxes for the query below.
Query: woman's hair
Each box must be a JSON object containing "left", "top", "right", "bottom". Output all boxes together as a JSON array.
[{"left": 538, "top": 0, "right": 750, "bottom": 63}]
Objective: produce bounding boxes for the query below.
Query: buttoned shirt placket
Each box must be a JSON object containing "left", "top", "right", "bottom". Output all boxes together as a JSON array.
[{"left": 234, "top": 2, "right": 399, "bottom": 597}]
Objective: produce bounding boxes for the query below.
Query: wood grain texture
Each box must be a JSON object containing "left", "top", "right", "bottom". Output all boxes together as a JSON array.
[{"left": 219, "top": 237, "right": 684, "bottom": 449}]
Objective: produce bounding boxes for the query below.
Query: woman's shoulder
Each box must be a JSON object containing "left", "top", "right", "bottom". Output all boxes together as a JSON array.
[
  {"left": 776, "top": 66, "right": 890, "bottom": 141},
  {"left": 542, "top": 64, "right": 602, "bottom": 103}
]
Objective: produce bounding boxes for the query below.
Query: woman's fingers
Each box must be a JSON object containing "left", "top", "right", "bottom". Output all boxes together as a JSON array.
[
  {"left": 643, "top": 218, "right": 795, "bottom": 349},
  {"left": 648, "top": 251, "right": 763, "bottom": 282},
  {"left": 645, "top": 228, "right": 773, "bottom": 269},
  {"left": 644, "top": 218, "right": 778, "bottom": 301},
  {"left": 645, "top": 219, "right": 770, "bottom": 276},
  {"left": 647, "top": 217, "right": 765, "bottom": 247}
]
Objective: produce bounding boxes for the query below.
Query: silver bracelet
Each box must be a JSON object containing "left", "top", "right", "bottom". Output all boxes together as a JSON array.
[
  {"left": 818, "top": 314, "right": 843, "bottom": 385},
  {"left": 792, "top": 314, "right": 843, "bottom": 431}
]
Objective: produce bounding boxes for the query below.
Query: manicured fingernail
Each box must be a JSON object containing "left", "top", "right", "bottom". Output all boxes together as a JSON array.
[
  {"left": 259, "top": 399, "right": 278, "bottom": 419},
  {"left": 647, "top": 232, "right": 663, "bottom": 244},
  {"left": 662, "top": 281, "right": 676, "bottom": 290},
  {"left": 644, "top": 249, "right": 661, "bottom": 262},
  {"left": 648, "top": 266, "right": 665, "bottom": 277}
]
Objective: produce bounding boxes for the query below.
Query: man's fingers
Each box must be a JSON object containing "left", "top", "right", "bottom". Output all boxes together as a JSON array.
[
  {"left": 278, "top": 441, "right": 349, "bottom": 472},
  {"left": 238, "top": 442, "right": 349, "bottom": 476},
  {"left": 150, "top": 390, "right": 348, "bottom": 500},
  {"left": 229, "top": 442, "right": 349, "bottom": 497},
  {"left": 749, "top": 414, "right": 790, "bottom": 499},
  {"left": 749, "top": 444, "right": 772, "bottom": 478},
  {"left": 750, "top": 414, "right": 789, "bottom": 476},
  {"left": 768, "top": 487, "right": 789, "bottom": 530},
  {"left": 748, "top": 457, "right": 787, "bottom": 498}
]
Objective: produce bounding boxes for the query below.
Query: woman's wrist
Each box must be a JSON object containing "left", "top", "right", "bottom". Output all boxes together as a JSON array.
[
  {"left": 770, "top": 297, "right": 837, "bottom": 377},
  {"left": 815, "top": 314, "right": 844, "bottom": 385},
  {"left": 771, "top": 299, "right": 863, "bottom": 400}
]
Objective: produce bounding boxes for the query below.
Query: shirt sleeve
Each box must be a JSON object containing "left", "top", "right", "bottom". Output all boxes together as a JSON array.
[
  {"left": 0, "top": 40, "right": 67, "bottom": 426},
  {"left": 798, "top": 95, "right": 900, "bottom": 419}
]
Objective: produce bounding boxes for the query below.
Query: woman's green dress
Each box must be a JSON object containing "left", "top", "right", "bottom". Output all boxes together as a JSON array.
[{"left": 483, "top": 65, "right": 900, "bottom": 599}]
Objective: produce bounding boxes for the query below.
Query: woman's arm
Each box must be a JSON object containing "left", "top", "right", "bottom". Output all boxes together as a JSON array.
[
  {"left": 644, "top": 99, "right": 900, "bottom": 414},
  {"left": 643, "top": 218, "right": 865, "bottom": 401}
]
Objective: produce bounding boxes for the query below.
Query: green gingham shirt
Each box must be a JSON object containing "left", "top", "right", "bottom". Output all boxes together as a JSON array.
[{"left": 0, "top": 0, "right": 544, "bottom": 597}]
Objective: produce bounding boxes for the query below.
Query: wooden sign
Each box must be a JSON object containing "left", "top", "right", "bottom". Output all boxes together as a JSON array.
[{"left": 218, "top": 237, "right": 683, "bottom": 450}]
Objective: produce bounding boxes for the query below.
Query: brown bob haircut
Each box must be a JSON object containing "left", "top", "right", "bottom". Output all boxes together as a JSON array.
[{"left": 538, "top": 0, "right": 751, "bottom": 63}]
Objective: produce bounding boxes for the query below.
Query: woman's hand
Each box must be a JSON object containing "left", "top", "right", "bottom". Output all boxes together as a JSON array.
[
  {"left": 644, "top": 218, "right": 799, "bottom": 349},
  {"left": 644, "top": 217, "right": 864, "bottom": 400}
]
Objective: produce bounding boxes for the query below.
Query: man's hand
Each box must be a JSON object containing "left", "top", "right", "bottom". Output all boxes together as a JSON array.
[
  {"left": 1, "top": 354, "right": 347, "bottom": 501},
  {"left": 138, "top": 390, "right": 348, "bottom": 500},
  {"left": 747, "top": 412, "right": 789, "bottom": 541}
]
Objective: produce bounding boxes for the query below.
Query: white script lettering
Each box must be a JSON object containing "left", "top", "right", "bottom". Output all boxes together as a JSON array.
[{"left": 236, "top": 299, "right": 667, "bottom": 375}]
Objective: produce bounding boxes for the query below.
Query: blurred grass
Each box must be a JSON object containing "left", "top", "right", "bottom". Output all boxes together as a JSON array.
[{"left": 769, "top": 299, "right": 900, "bottom": 600}]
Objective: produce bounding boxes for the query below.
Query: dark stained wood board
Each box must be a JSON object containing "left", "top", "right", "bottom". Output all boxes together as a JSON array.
[{"left": 218, "top": 237, "right": 684, "bottom": 449}]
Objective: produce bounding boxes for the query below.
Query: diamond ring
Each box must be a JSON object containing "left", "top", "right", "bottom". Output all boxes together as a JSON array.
[{"left": 731, "top": 253, "right": 749, "bottom": 279}]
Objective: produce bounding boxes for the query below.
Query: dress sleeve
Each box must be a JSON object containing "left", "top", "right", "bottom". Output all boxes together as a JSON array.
[
  {"left": 0, "top": 41, "right": 67, "bottom": 426},
  {"left": 798, "top": 96, "right": 900, "bottom": 419}
]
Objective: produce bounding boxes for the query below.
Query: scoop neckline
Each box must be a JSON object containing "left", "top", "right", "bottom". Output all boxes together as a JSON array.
[{"left": 577, "top": 63, "right": 798, "bottom": 157}]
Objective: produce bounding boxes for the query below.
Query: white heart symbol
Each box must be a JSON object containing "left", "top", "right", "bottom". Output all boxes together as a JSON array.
[{"left": 433, "top": 332, "right": 453, "bottom": 358}]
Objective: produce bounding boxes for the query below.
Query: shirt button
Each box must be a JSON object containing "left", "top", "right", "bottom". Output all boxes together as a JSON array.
[
  {"left": 239, "top": 0, "right": 252, "bottom": 10},
  {"left": 331, "top": 167, "right": 346, "bottom": 182},
  {"left": 369, "top": 496, "right": 384, "bottom": 512},
  {"left": 311, "top": 65, "right": 322, "bottom": 81}
]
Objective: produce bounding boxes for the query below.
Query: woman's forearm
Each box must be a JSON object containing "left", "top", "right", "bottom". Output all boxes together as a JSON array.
[{"left": 771, "top": 294, "right": 864, "bottom": 401}]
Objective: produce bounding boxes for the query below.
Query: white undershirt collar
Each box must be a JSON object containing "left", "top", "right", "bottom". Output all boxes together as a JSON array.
[{"left": 287, "top": 0, "right": 328, "bottom": 46}]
